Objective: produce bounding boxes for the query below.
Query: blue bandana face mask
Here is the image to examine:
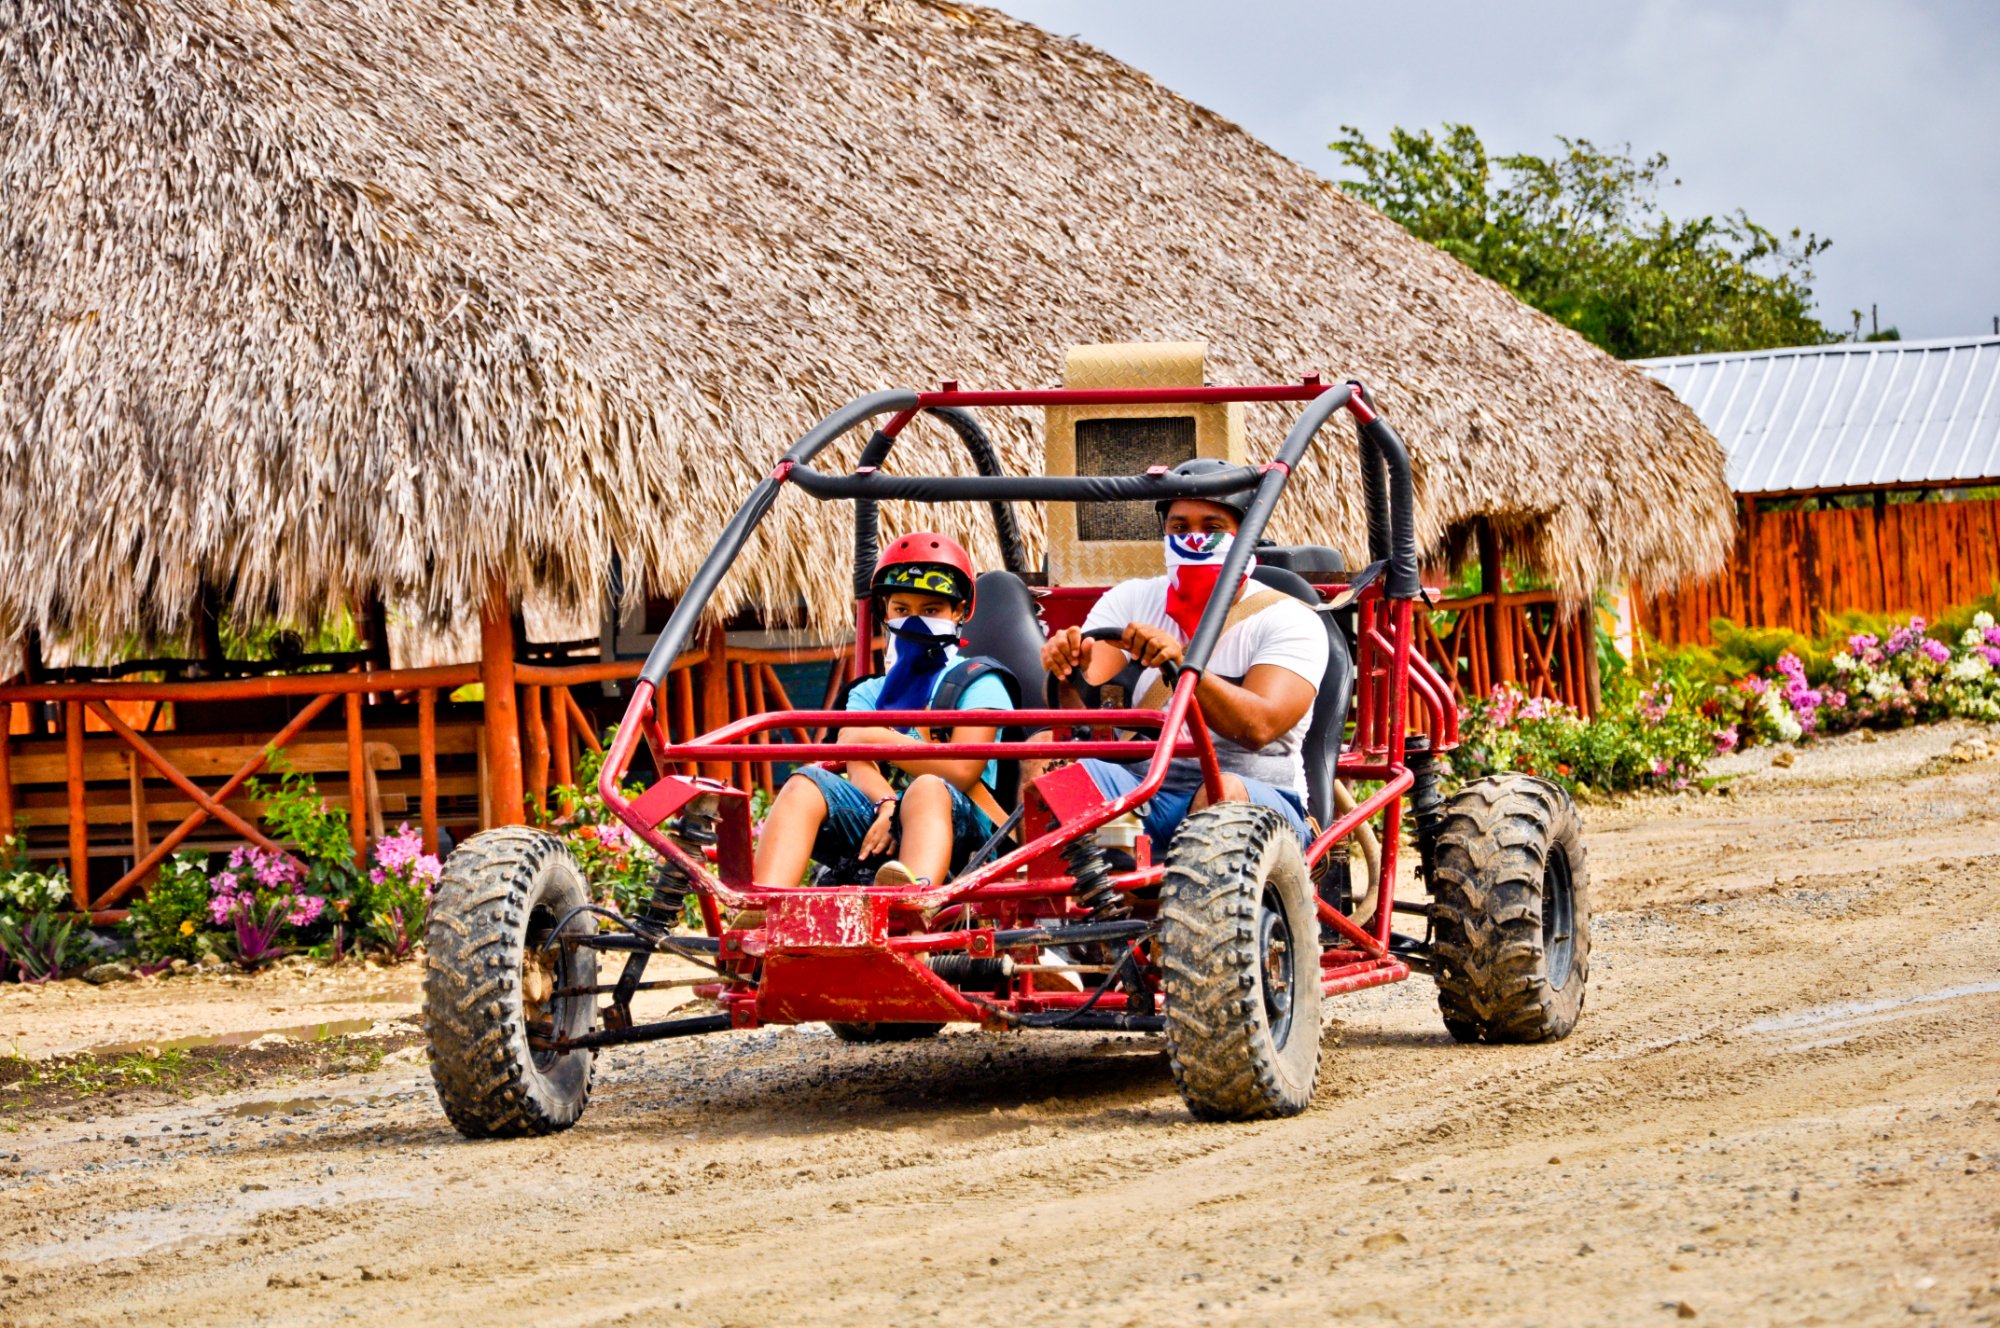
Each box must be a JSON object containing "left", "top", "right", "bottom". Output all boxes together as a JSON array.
[{"left": 877, "top": 615, "right": 959, "bottom": 711}]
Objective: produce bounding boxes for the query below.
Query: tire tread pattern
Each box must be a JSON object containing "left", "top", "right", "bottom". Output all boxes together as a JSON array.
[
  {"left": 424, "top": 827, "right": 596, "bottom": 1138},
  {"left": 1159, "top": 802, "right": 1320, "bottom": 1121},
  {"left": 1428, "top": 774, "right": 1590, "bottom": 1043}
]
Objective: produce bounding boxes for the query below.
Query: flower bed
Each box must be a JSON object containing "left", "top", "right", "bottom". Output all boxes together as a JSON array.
[{"left": 1454, "top": 604, "right": 2000, "bottom": 797}]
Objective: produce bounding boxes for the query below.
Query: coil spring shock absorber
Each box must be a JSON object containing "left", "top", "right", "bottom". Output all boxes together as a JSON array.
[
  {"left": 927, "top": 953, "right": 1012, "bottom": 994},
  {"left": 1405, "top": 736, "right": 1446, "bottom": 888},
  {"left": 1062, "top": 838, "right": 1129, "bottom": 922},
  {"left": 638, "top": 800, "right": 720, "bottom": 935}
]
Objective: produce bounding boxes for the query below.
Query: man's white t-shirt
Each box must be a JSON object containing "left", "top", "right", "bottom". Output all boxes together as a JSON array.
[{"left": 1080, "top": 576, "right": 1329, "bottom": 797}]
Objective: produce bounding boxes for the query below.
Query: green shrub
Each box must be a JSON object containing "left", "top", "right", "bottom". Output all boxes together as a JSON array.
[{"left": 124, "top": 853, "right": 218, "bottom": 963}]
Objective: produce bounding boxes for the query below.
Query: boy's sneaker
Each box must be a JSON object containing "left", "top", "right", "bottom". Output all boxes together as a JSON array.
[{"left": 873, "top": 860, "right": 932, "bottom": 888}]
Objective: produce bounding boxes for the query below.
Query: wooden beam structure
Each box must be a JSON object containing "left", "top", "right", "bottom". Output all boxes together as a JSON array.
[{"left": 479, "top": 578, "right": 525, "bottom": 827}]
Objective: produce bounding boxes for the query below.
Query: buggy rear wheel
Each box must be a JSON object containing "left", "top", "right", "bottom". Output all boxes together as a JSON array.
[
  {"left": 1159, "top": 802, "right": 1322, "bottom": 1121},
  {"left": 1428, "top": 774, "right": 1590, "bottom": 1043},
  {"left": 828, "top": 1021, "right": 944, "bottom": 1044},
  {"left": 424, "top": 827, "right": 598, "bottom": 1138}
]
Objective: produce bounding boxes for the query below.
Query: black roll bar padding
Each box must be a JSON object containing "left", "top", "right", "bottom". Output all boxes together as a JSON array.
[
  {"left": 638, "top": 389, "right": 920, "bottom": 686},
  {"left": 1358, "top": 416, "right": 1392, "bottom": 567},
  {"left": 921, "top": 407, "right": 1031, "bottom": 577},
  {"left": 788, "top": 467, "right": 1272, "bottom": 503},
  {"left": 1180, "top": 384, "right": 1354, "bottom": 673},
  {"left": 851, "top": 410, "right": 1030, "bottom": 595},
  {"left": 1358, "top": 415, "right": 1422, "bottom": 600},
  {"left": 850, "top": 428, "right": 897, "bottom": 599}
]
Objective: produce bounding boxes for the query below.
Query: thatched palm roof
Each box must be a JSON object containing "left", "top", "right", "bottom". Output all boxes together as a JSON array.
[{"left": 0, "top": 0, "right": 1730, "bottom": 653}]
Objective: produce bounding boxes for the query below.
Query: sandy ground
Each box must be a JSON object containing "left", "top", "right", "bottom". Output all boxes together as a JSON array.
[{"left": 2, "top": 723, "right": 1998, "bottom": 1327}]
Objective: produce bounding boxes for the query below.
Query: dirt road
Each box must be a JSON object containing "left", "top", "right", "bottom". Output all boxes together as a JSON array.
[{"left": 4, "top": 724, "right": 1998, "bottom": 1326}]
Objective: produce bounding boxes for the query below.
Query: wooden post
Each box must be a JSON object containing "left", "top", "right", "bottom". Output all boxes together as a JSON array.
[
  {"left": 0, "top": 701, "right": 14, "bottom": 842},
  {"left": 550, "top": 686, "right": 572, "bottom": 798},
  {"left": 1740, "top": 496, "right": 1759, "bottom": 626},
  {"left": 345, "top": 691, "right": 368, "bottom": 866},
  {"left": 1583, "top": 610, "right": 1604, "bottom": 716},
  {"left": 127, "top": 753, "right": 151, "bottom": 864},
  {"left": 65, "top": 701, "right": 87, "bottom": 908},
  {"left": 701, "top": 623, "right": 730, "bottom": 782},
  {"left": 523, "top": 684, "right": 549, "bottom": 819},
  {"left": 418, "top": 687, "right": 439, "bottom": 855},
  {"left": 1477, "top": 518, "right": 1514, "bottom": 687},
  {"left": 480, "top": 578, "right": 525, "bottom": 827}
]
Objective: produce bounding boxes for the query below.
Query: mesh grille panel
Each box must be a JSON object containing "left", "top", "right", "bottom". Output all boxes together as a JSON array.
[{"left": 1074, "top": 416, "right": 1197, "bottom": 541}]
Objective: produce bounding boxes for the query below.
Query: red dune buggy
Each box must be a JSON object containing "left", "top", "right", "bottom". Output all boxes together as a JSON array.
[{"left": 424, "top": 378, "right": 1591, "bottom": 1135}]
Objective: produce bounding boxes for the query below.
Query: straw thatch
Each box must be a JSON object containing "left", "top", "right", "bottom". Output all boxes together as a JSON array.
[{"left": 0, "top": 0, "right": 1731, "bottom": 657}]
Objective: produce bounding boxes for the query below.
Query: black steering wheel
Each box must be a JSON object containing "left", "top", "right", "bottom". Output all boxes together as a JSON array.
[{"left": 1045, "top": 626, "right": 1180, "bottom": 710}]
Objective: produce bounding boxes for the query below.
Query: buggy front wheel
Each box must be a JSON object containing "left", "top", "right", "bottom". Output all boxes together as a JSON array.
[
  {"left": 424, "top": 827, "right": 599, "bottom": 1137},
  {"left": 1159, "top": 802, "right": 1322, "bottom": 1121}
]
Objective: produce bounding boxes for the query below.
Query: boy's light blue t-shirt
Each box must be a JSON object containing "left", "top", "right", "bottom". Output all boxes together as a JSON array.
[{"left": 845, "top": 648, "right": 1014, "bottom": 788}]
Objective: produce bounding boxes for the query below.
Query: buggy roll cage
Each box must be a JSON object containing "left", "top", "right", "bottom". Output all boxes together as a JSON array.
[{"left": 596, "top": 379, "right": 1455, "bottom": 949}]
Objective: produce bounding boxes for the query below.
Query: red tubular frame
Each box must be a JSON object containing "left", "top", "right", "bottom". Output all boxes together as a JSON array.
[{"left": 595, "top": 380, "right": 1459, "bottom": 1018}]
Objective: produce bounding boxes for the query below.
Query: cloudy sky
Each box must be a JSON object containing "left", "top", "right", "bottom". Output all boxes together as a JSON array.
[{"left": 993, "top": 0, "right": 1998, "bottom": 344}]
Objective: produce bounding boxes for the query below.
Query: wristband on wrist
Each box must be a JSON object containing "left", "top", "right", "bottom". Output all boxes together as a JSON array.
[{"left": 873, "top": 795, "right": 898, "bottom": 814}]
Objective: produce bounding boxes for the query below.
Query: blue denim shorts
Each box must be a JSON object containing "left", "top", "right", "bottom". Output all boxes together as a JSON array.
[
  {"left": 1078, "top": 759, "right": 1311, "bottom": 850},
  {"left": 791, "top": 766, "right": 997, "bottom": 874}
]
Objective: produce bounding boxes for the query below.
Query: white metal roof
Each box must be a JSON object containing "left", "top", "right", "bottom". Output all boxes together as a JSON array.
[{"left": 1638, "top": 335, "right": 2000, "bottom": 495}]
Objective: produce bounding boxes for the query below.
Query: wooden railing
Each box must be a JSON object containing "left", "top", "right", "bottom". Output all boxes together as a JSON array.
[
  {"left": 514, "top": 631, "right": 856, "bottom": 808},
  {"left": 1419, "top": 588, "right": 1597, "bottom": 716},
  {"left": 0, "top": 629, "right": 858, "bottom": 917},
  {"left": 0, "top": 666, "right": 476, "bottom": 917}
]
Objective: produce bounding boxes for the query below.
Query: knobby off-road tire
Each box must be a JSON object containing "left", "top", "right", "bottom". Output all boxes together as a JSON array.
[
  {"left": 425, "top": 827, "right": 599, "bottom": 1138},
  {"left": 1429, "top": 774, "right": 1590, "bottom": 1044},
  {"left": 1159, "top": 802, "right": 1322, "bottom": 1121},
  {"left": 828, "top": 1021, "right": 944, "bottom": 1044}
]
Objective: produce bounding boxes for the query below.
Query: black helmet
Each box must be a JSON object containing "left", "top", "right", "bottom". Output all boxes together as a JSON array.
[{"left": 1154, "top": 457, "right": 1257, "bottom": 525}]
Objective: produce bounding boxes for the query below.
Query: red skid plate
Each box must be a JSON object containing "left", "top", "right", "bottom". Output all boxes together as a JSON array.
[{"left": 752, "top": 891, "right": 971, "bottom": 1025}]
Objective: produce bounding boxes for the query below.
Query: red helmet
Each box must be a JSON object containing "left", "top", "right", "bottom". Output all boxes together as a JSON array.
[{"left": 872, "top": 532, "right": 976, "bottom": 611}]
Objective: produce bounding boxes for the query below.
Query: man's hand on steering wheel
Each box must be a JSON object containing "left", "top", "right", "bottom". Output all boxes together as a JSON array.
[
  {"left": 1040, "top": 625, "right": 1088, "bottom": 679},
  {"left": 1120, "top": 622, "right": 1184, "bottom": 671}
]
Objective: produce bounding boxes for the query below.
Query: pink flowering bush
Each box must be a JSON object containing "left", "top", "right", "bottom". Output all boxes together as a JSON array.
[
  {"left": 1454, "top": 656, "right": 1717, "bottom": 794},
  {"left": 207, "top": 845, "right": 327, "bottom": 967},
  {"left": 1815, "top": 611, "right": 2000, "bottom": 729},
  {"left": 540, "top": 728, "right": 665, "bottom": 914},
  {"left": 1459, "top": 601, "right": 2000, "bottom": 797},
  {"left": 363, "top": 823, "right": 442, "bottom": 960}
]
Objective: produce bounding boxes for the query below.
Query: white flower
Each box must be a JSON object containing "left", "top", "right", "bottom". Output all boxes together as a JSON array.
[
  {"left": 1975, "top": 611, "right": 1996, "bottom": 631},
  {"left": 1761, "top": 687, "right": 1802, "bottom": 741},
  {"left": 1964, "top": 628, "right": 1984, "bottom": 648},
  {"left": 1949, "top": 654, "right": 1991, "bottom": 682},
  {"left": 1864, "top": 675, "right": 1895, "bottom": 700},
  {"left": 1831, "top": 651, "right": 1856, "bottom": 673}
]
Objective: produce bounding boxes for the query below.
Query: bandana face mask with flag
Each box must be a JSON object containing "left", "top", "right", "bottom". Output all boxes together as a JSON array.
[{"left": 1163, "top": 531, "right": 1249, "bottom": 638}]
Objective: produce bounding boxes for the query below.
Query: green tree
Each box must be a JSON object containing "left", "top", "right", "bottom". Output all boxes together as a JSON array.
[{"left": 1331, "top": 123, "right": 1841, "bottom": 358}]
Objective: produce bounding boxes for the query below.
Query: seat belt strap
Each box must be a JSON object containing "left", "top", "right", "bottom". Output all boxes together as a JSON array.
[{"left": 1135, "top": 589, "right": 1292, "bottom": 710}]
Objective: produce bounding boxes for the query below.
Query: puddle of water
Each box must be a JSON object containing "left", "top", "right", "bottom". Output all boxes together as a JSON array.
[
  {"left": 1743, "top": 980, "right": 2000, "bottom": 1037},
  {"left": 87, "top": 1017, "right": 382, "bottom": 1059}
]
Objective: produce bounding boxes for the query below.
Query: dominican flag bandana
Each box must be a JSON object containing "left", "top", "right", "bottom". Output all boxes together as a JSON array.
[{"left": 1163, "top": 532, "right": 1252, "bottom": 638}]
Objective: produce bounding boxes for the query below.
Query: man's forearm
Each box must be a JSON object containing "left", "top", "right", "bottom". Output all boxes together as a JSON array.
[{"left": 1193, "top": 673, "right": 1291, "bottom": 749}]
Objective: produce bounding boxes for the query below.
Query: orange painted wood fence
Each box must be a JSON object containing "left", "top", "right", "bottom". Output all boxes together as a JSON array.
[{"left": 1640, "top": 495, "right": 2000, "bottom": 646}]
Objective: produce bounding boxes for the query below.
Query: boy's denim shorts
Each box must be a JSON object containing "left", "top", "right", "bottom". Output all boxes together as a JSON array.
[
  {"left": 1077, "top": 758, "right": 1311, "bottom": 850},
  {"left": 792, "top": 767, "right": 996, "bottom": 875}
]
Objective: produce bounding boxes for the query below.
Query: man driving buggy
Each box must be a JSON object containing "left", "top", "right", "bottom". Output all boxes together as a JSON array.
[
  {"left": 1039, "top": 460, "right": 1328, "bottom": 849},
  {"left": 753, "top": 533, "right": 1014, "bottom": 890}
]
